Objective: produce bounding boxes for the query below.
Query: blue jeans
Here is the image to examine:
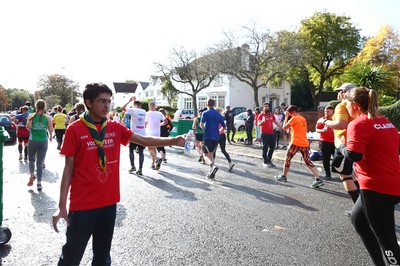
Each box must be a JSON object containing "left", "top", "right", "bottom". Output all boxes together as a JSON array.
[
  {"left": 58, "top": 204, "right": 116, "bottom": 266},
  {"left": 28, "top": 140, "right": 48, "bottom": 182}
]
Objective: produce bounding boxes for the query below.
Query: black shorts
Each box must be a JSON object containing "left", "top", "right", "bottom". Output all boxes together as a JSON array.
[
  {"left": 195, "top": 133, "right": 204, "bottom": 142},
  {"left": 202, "top": 140, "right": 219, "bottom": 154},
  {"left": 332, "top": 148, "right": 354, "bottom": 175},
  {"left": 129, "top": 142, "right": 145, "bottom": 150}
]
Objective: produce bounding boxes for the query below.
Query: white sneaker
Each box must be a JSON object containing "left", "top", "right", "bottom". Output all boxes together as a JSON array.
[{"left": 228, "top": 163, "right": 235, "bottom": 172}]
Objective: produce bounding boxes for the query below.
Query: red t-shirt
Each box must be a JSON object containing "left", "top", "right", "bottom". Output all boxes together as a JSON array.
[
  {"left": 254, "top": 113, "right": 259, "bottom": 126},
  {"left": 315, "top": 117, "right": 334, "bottom": 142},
  {"left": 61, "top": 120, "right": 133, "bottom": 211},
  {"left": 347, "top": 114, "right": 400, "bottom": 196},
  {"left": 259, "top": 113, "right": 275, "bottom": 134}
]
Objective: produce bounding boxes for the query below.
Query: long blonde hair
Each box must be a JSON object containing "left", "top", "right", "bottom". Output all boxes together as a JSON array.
[{"left": 347, "top": 87, "right": 379, "bottom": 118}]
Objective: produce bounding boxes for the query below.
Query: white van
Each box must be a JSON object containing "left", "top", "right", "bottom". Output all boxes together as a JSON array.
[
  {"left": 173, "top": 109, "right": 195, "bottom": 121},
  {"left": 173, "top": 109, "right": 194, "bottom": 121}
]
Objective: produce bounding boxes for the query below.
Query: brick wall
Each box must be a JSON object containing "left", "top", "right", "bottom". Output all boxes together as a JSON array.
[{"left": 301, "top": 110, "right": 324, "bottom": 132}]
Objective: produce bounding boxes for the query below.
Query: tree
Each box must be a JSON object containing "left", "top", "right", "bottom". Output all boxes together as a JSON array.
[
  {"left": 0, "top": 85, "right": 9, "bottom": 111},
  {"left": 344, "top": 62, "right": 396, "bottom": 93},
  {"left": 351, "top": 25, "right": 400, "bottom": 98},
  {"left": 36, "top": 74, "right": 80, "bottom": 107},
  {"left": 298, "top": 11, "right": 362, "bottom": 109},
  {"left": 210, "top": 25, "right": 294, "bottom": 107},
  {"left": 155, "top": 48, "right": 218, "bottom": 115},
  {"left": 6, "top": 88, "right": 31, "bottom": 111},
  {"left": 160, "top": 79, "right": 179, "bottom": 107}
]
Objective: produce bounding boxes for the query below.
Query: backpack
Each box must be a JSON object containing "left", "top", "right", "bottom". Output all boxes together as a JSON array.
[{"left": 310, "top": 150, "right": 323, "bottom": 161}]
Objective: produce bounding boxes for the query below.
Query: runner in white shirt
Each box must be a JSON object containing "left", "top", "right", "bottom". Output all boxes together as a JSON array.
[
  {"left": 122, "top": 97, "right": 147, "bottom": 175},
  {"left": 146, "top": 102, "right": 167, "bottom": 170}
]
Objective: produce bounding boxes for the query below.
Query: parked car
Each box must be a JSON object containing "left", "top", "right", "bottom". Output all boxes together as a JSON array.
[
  {"left": 233, "top": 111, "right": 247, "bottom": 131},
  {"left": 0, "top": 114, "right": 17, "bottom": 143},
  {"left": 230, "top": 107, "right": 247, "bottom": 116},
  {"left": 173, "top": 109, "right": 195, "bottom": 121}
]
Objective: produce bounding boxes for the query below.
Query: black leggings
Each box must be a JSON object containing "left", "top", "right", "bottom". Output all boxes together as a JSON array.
[
  {"left": 320, "top": 141, "right": 335, "bottom": 177},
  {"left": 351, "top": 189, "right": 400, "bottom": 266},
  {"left": 214, "top": 134, "right": 231, "bottom": 163}
]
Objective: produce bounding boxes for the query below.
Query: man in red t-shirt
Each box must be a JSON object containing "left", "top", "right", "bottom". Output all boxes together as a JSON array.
[
  {"left": 315, "top": 105, "right": 335, "bottom": 179},
  {"left": 258, "top": 102, "right": 283, "bottom": 167},
  {"left": 52, "top": 83, "right": 185, "bottom": 266}
]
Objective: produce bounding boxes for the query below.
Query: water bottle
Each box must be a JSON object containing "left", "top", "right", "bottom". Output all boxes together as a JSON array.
[
  {"left": 184, "top": 130, "right": 195, "bottom": 154},
  {"left": 56, "top": 218, "right": 67, "bottom": 234}
]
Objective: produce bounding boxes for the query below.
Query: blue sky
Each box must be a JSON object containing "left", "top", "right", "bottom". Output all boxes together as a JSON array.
[{"left": 1, "top": 0, "right": 399, "bottom": 93}]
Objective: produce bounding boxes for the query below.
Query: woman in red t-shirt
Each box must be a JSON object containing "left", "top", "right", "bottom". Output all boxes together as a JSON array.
[{"left": 339, "top": 87, "right": 400, "bottom": 265}]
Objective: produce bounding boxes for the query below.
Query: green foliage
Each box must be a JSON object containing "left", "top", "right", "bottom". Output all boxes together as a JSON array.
[
  {"left": 344, "top": 62, "right": 396, "bottom": 93},
  {"left": 378, "top": 95, "right": 398, "bottom": 107},
  {"left": 6, "top": 88, "right": 31, "bottom": 110},
  {"left": 379, "top": 100, "right": 400, "bottom": 130},
  {"left": 161, "top": 79, "right": 179, "bottom": 106},
  {"left": 44, "top": 95, "right": 61, "bottom": 110},
  {"left": 36, "top": 74, "right": 79, "bottom": 107},
  {"left": 290, "top": 83, "right": 313, "bottom": 111},
  {"left": 297, "top": 11, "right": 361, "bottom": 109}
]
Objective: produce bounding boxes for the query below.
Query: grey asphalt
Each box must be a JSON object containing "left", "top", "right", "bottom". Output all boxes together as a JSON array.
[{"left": 0, "top": 139, "right": 388, "bottom": 265}]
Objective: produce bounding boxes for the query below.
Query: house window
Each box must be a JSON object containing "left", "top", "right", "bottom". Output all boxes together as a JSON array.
[
  {"left": 157, "top": 90, "right": 161, "bottom": 96},
  {"left": 198, "top": 97, "right": 207, "bottom": 110},
  {"left": 210, "top": 95, "right": 225, "bottom": 108},
  {"left": 184, "top": 98, "right": 193, "bottom": 109},
  {"left": 214, "top": 76, "right": 223, "bottom": 87}
]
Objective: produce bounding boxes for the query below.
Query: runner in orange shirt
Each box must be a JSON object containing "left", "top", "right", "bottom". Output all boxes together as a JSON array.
[{"left": 275, "top": 105, "right": 324, "bottom": 188}]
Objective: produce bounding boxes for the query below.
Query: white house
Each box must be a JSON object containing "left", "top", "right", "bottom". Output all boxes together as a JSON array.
[{"left": 171, "top": 74, "right": 291, "bottom": 111}]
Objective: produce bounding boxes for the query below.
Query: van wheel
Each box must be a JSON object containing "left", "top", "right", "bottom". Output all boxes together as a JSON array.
[{"left": 238, "top": 125, "right": 245, "bottom": 131}]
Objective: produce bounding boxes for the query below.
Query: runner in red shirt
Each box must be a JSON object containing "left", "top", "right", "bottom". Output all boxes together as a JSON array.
[
  {"left": 11, "top": 105, "right": 30, "bottom": 161},
  {"left": 258, "top": 103, "right": 283, "bottom": 167},
  {"left": 52, "top": 83, "right": 185, "bottom": 266},
  {"left": 339, "top": 87, "right": 400, "bottom": 265},
  {"left": 315, "top": 105, "right": 335, "bottom": 179}
]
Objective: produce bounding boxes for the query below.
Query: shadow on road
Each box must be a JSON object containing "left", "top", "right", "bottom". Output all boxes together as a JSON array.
[
  {"left": 0, "top": 244, "right": 12, "bottom": 263},
  {"left": 215, "top": 180, "right": 318, "bottom": 212},
  {"left": 29, "top": 190, "right": 57, "bottom": 224},
  {"left": 140, "top": 173, "right": 200, "bottom": 202}
]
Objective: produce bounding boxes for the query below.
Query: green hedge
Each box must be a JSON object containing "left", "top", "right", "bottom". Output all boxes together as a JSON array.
[{"left": 379, "top": 100, "right": 400, "bottom": 130}]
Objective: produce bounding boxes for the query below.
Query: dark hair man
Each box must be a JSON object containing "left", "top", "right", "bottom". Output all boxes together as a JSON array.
[
  {"left": 201, "top": 99, "right": 226, "bottom": 179},
  {"left": 52, "top": 83, "right": 185, "bottom": 265}
]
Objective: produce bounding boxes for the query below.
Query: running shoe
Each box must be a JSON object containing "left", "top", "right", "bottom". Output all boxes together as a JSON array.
[
  {"left": 19, "top": 154, "right": 23, "bottom": 161},
  {"left": 136, "top": 169, "right": 143, "bottom": 176},
  {"left": 275, "top": 175, "right": 287, "bottom": 182},
  {"left": 24, "top": 157, "right": 28, "bottom": 162},
  {"left": 198, "top": 156, "right": 203, "bottom": 162},
  {"left": 324, "top": 175, "right": 332, "bottom": 180},
  {"left": 151, "top": 165, "right": 156, "bottom": 170},
  {"left": 37, "top": 182, "right": 42, "bottom": 191},
  {"left": 267, "top": 161, "right": 276, "bottom": 168},
  {"left": 128, "top": 166, "right": 136, "bottom": 174},
  {"left": 27, "top": 175, "right": 36, "bottom": 186},
  {"left": 310, "top": 179, "right": 325, "bottom": 188},
  {"left": 155, "top": 158, "right": 162, "bottom": 170},
  {"left": 228, "top": 162, "right": 235, "bottom": 172},
  {"left": 207, "top": 166, "right": 219, "bottom": 180}
]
